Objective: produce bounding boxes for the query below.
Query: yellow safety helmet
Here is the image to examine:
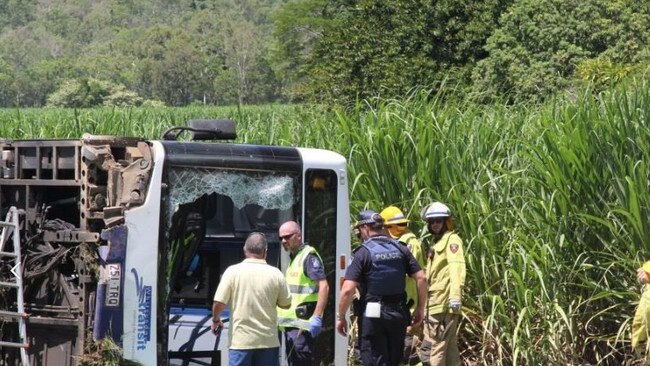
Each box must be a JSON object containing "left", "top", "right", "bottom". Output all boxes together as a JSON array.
[{"left": 380, "top": 206, "right": 409, "bottom": 225}]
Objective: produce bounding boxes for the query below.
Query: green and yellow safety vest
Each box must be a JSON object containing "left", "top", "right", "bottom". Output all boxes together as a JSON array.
[{"left": 277, "top": 245, "right": 322, "bottom": 330}]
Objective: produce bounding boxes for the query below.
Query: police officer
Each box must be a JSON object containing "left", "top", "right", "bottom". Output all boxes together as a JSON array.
[
  {"left": 337, "top": 210, "right": 427, "bottom": 366},
  {"left": 380, "top": 205, "right": 426, "bottom": 365},
  {"left": 419, "top": 201, "right": 466, "bottom": 366},
  {"left": 277, "top": 221, "right": 329, "bottom": 366}
]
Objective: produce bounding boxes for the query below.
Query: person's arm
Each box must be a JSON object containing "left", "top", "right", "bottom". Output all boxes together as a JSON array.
[
  {"left": 336, "top": 279, "right": 358, "bottom": 336},
  {"left": 277, "top": 273, "right": 292, "bottom": 309},
  {"left": 211, "top": 268, "right": 231, "bottom": 334},
  {"left": 308, "top": 278, "right": 329, "bottom": 337},
  {"left": 211, "top": 300, "right": 227, "bottom": 334},
  {"left": 304, "top": 253, "right": 329, "bottom": 317},
  {"left": 314, "top": 278, "right": 329, "bottom": 317},
  {"left": 638, "top": 268, "right": 649, "bottom": 284},
  {"left": 278, "top": 302, "right": 291, "bottom": 309},
  {"left": 447, "top": 234, "right": 466, "bottom": 310},
  {"left": 412, "top": 269, "right": 427, "bottom": 327}
]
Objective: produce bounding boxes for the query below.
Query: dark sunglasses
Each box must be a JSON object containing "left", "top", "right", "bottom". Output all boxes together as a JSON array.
[
  {"left": 428, "top": 218, "right": 445, "bottom": 224},
  {"left": 280, "top": 232, "right": 297, "bottom": 241}
]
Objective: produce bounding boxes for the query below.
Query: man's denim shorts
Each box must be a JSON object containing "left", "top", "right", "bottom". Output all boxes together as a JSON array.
[{"left": 228, "top": 347, "right": 280, "bottom": 366}]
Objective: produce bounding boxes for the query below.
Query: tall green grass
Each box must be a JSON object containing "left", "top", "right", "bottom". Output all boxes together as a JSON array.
[
  {"left": 0, "top": 104, "right": 332, "bottom": 141},
  {"left": 2, "top": 78, "right": 650, "bottom": 364},
  {"left": 334, "top": 81, "right": 650, "bottom": 365}
]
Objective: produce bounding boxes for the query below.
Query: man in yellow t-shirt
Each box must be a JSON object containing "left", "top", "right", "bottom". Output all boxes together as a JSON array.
[{"left": 211, "top": 232, "right": 292, "bottom": 366}]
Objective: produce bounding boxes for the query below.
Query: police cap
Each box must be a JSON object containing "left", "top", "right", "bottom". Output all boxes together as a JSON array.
[{"left": 355, "top": 210, "right": 384, "bottom": 228}]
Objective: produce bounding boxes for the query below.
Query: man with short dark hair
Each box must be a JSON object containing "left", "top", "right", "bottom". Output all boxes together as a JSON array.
[
  {"left": 277, "top": 220, "right": 329, "bottom": 366},
  {"left": 211, "top": 232, "right": 292, "bottom": 366},
  {"left": 337, "top": 210, "right": 427, "bottom": 366}
]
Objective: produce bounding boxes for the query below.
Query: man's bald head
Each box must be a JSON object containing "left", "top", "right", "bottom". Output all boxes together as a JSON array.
[{"left": 244, "top": 232, "right": 268, "bottom": 258}]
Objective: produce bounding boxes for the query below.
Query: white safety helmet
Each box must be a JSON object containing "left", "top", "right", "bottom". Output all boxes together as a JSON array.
[{"left": 422, "top": 201, "right": 451, "bottom": 220}]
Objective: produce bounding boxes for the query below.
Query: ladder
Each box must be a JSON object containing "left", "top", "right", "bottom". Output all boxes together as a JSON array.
[{"left": 0, "top": 206, "right": 30, "bottom": 366}]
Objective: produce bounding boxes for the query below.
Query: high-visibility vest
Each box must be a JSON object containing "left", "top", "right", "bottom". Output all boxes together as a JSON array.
[{"left": 277, "top": 245, "right": 321, "bottom": 330}]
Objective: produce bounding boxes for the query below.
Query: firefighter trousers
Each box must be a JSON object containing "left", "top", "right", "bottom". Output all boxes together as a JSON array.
[{"left": 419, "top": 313, "right": 460, "bottom": 366}]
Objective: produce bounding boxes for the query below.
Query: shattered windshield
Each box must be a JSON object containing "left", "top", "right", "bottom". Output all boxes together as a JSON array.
[{"left": 166, "top": 167, "right": 299, "bottom": 234}]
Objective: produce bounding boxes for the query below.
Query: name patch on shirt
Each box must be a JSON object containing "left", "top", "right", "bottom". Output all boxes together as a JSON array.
[{"left": 374, "top": 252, "right": 401, "bottom": 261}]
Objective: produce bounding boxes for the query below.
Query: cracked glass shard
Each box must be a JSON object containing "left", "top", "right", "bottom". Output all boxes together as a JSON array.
[{"left": 166, "top": 167, "right": 296, "bottom": 224}]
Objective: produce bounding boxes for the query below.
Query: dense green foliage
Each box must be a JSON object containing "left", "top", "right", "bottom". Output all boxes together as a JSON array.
[
  {"left": 0, "top": 0, "right": 285, "bottom": 107},
  {"left": 2, "top": 76, "right": 650, "bottom": 364},
  {"left": 281, "top": 0, "right": 507, "bottom": 104},
  {"left": 1, "top": 0, "right": 649, "bottom": 107},
  {"left": 472, "top": 0, "right": 650, "bottom": 103}
]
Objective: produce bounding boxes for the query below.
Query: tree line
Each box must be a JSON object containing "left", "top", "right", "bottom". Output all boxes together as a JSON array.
[{"left": 0, "top": 0, "right": 648, "bottom": 108}]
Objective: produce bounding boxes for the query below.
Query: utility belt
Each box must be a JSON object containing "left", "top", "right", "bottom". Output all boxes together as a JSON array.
[
  {"left": 278, "top": 301, "right": 316, "bottom": 331},
  {"left": 365, "top": 292, "right": 406, "bottom": 304},
  {"left": 362, "top": 293, "right": 407, "bottom": 319}
]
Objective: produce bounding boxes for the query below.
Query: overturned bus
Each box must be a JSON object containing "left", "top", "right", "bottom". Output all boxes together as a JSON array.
[{"left": 0, "top": 120, "right": 350, "bottom": 365}]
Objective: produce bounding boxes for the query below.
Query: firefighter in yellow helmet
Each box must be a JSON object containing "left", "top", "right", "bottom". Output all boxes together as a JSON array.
[
  {"left": 380, "top": 205, "right": 426, "bottom": 365},
  {"left": 419, "top": 201, "right": 466, "bottom": 366},
  {"left": 632, "top": 260, "right": 650, "bottom": 364}
]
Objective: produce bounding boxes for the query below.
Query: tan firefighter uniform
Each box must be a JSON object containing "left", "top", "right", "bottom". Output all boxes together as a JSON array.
[{"left": 421, "top": 230, "right": 466, "bottom": 366}]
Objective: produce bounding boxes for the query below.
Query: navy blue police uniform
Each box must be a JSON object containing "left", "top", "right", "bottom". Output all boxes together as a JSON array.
[{"left": 345, "top": 234, "right": 422, "bottom": 366}]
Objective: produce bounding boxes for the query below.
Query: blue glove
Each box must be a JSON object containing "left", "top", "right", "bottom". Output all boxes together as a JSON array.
[
  {"left": 309, "top": 315, "right": 322, "bottom": 337},
  {"left": 449, "top": 299, "right": 462, "bottom": 312}
]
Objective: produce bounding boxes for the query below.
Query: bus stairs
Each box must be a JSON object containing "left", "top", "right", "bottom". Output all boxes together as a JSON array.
[{"left": 0, "top": 206, "right": 30, "bottom": 366}]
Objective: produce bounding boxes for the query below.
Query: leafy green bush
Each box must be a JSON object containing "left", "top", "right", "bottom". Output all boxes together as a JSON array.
[
  {"left": 102, "top": 85, "right": 144, "bottom": 107},
  {"left": 575, "top": 57, "right": 634, "bottom": 93},
  {"left": 47, "top": 78, "right": 148, "bottom": 107},
  {"left": 141, "top": 99, "right": 166, "bottom": 108},
  {"left": 47, "top": 78, "right": 110, "bottom": 107}
]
